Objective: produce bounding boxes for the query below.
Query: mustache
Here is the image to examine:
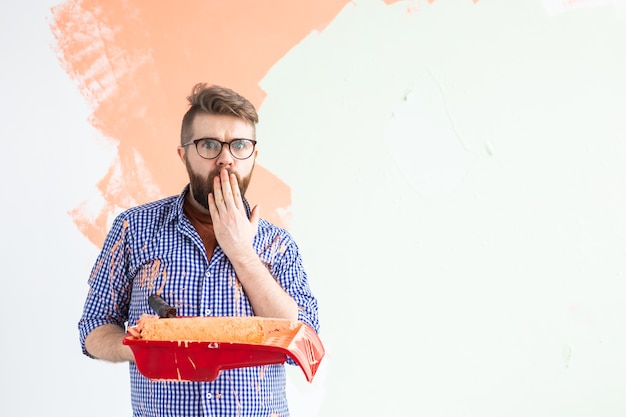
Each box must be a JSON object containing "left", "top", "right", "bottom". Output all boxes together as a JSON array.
[
  {"left": 187, "top": 162, "right": 254, "bottom": 211},
  {"left": 206, "top": 167, "right": 235, "bottom": 183}
]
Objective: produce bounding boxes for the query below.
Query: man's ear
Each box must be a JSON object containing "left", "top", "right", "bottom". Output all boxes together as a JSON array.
[{"left": 177, "top": 146, "right": 186, "bottom": 163}]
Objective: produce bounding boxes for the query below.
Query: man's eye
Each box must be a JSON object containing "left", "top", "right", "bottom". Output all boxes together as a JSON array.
[
  {"left": 200, "top": 140, "right": 220, "bottom": 150},
  {"left": 231, "top": 140, "right": 246, "bottom": 150}
]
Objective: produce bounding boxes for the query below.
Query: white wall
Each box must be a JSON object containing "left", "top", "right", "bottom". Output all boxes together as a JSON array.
[{"left": 2, "top": 1, "right": 626, "bottom": 416}]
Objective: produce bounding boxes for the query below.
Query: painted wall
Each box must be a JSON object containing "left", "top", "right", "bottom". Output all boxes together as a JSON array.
[{"left": 2, "top": 0, "right": 626, "bottom": 415}]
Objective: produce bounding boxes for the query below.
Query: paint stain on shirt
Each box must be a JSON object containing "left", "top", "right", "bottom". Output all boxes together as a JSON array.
[
  {"left": 258, "top": 234, "right": 287, "bottom": 272},
  {"left": 230, "top": 273, "right": 244, "bottom": 316}
]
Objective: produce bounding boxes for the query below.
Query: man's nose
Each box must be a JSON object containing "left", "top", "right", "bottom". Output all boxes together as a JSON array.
[{"left": 215, "top": 144, "right": 234, "bottom": 166}]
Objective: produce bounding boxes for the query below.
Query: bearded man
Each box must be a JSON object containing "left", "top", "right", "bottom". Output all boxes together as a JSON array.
[{"left": 78, "top": 83, "right": 320, "bottom": 417}]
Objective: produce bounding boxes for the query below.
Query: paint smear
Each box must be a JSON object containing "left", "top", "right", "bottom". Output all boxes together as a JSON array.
[
  {"left": 383, "top": 0, "right": 480, "bottom": 6},
  {"left": 49, "top": 0, "right": 349, "bottom": 247}
]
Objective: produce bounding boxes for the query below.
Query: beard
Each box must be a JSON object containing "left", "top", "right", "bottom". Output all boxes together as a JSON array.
[{"left": 186, "top": 161, "right": 254, "bottom": 211}]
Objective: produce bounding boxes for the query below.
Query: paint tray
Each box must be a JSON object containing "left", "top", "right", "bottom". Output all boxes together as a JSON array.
[{"left": 123, "top": 318, "right": 324, "bottom": 382}]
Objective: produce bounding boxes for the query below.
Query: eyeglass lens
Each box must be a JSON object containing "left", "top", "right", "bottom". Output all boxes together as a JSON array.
[{"left": 195, "top": 139, "right": 255, "bottom": 160}]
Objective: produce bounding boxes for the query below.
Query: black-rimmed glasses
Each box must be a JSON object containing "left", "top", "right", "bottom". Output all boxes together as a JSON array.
[{"left": 181, "top": 138, "right": 257, "bottom": 160}]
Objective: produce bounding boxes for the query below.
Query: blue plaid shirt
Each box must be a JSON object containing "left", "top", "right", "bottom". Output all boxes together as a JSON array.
[{"left": 78, "top": 186, "right": 320, "bottom": 417}]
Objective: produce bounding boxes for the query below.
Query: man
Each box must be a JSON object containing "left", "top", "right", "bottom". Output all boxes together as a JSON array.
[{"left": 78, "top": 83, "right": 320, "bottom": 416}]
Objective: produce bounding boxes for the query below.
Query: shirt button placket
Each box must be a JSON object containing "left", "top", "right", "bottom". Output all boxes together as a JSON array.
[{"left": 202, "top": 269, "right": 213, "bottom": 317}]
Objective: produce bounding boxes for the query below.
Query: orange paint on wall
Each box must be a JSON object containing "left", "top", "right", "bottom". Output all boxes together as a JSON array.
[
  {"left": 50, "top": 0, "right": 349, "bottom": 247},
  {"left": 383, "top": 0, "right": 480, "bottom": 4}
]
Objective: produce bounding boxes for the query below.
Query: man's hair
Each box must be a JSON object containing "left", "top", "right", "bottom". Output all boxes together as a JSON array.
[{"left": 180, "top": 83, "right": 258, "bottom": 144}]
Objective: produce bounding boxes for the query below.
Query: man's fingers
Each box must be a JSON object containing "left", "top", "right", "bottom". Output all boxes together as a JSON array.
[
  {"left": 208, "top": 193, "right": 220, "bottom": 219},
  {"left": 213, "top": 173, "right": 224, "bottom": 203},
  {"left": 218, "top": 168, "right": 236, "bottom": 208},
  {"left": 211, "top": 169, "right": 246, "bottom": 216},
  {"left": 229, "top": 172, "right": 243, "bottom": 209}
]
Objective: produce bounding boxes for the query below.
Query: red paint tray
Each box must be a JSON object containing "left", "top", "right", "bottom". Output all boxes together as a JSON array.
[{"left": 123, "top": 318, "right": 324, "bottom": 382}]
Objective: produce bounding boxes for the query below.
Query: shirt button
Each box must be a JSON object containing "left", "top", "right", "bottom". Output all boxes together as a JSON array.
[
  {"left": 205, "top": 309, "right": 212, "bottom": 316},
  {"left": 206, "top": 392, "right": 212, "bottom": 400}
]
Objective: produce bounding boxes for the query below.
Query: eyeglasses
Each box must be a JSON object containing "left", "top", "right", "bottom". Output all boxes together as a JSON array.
[{"left": 181, "top": 138, "right": 257, "bottom": 160}]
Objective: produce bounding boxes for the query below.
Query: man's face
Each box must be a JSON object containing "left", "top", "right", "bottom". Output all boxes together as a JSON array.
[{"left": 178, "top": 113, "right": 257, "bottom": 211}]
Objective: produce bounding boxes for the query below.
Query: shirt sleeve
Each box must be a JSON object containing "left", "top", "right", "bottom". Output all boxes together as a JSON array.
[
  {"left": 77, "top": 213, "right": 134, "bottom": 356},
  {"left": 270, "top": 236, "right": 320, "bottom": 333},
  {"left": 264, "top": 234, "right": 320, "bottom": 367}
]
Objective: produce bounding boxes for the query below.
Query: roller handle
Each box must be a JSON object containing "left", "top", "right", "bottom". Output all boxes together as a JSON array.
[{"left": 148, "top": 294, "right": 177, "bottom": 318}]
